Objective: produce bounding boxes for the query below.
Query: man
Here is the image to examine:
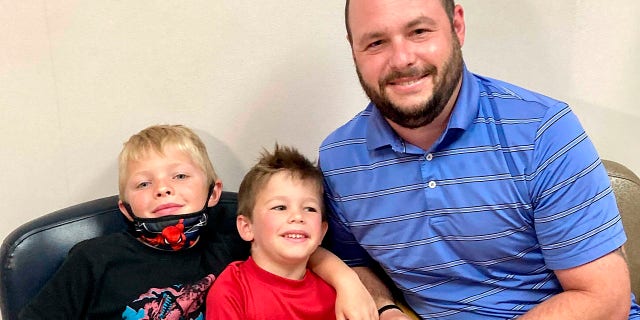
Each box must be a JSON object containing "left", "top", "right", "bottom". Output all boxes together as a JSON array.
[{"left": 319, "top": 0, "right": 640, "bottom": 319}]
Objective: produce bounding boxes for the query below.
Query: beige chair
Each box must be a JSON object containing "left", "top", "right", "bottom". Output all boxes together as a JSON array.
[{"left": 604, "top": 160, "right": 640, "bottom": 296}]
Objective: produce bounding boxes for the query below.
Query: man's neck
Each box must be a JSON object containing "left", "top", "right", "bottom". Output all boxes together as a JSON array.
[
  {"left": 388, "top": 82, "right": 461, "bottom": 151},
  {"left": 389, "top": 118, "right": 448, "bottom": 151}
]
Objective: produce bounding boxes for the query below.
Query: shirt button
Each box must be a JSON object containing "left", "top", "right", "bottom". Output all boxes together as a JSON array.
[
  {"left": 428, "top": 181, "right": 437, "bottom": 188},
  {"left": 426, "top": 153, "right": 433, "bottom": 161}
]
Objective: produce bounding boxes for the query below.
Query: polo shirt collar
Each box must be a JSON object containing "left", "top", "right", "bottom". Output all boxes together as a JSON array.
[{"left": 366, "top": 65, "right": 479, "bottom": 152}]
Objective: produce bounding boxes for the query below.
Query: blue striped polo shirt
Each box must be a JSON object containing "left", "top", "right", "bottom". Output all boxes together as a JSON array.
[{"left": 319, "top": 66, "right": 636, "bottom": 319}]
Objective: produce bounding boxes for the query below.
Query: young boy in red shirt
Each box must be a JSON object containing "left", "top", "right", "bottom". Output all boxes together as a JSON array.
[{"left": 206, "top": 144, "right": 342, "bottom": 319}]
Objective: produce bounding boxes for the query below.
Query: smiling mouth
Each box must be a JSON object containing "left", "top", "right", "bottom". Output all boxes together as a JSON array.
[
  {"left": 384, "top": 74, "right": 432, "bottom": 94},
  {"left": 153, "top": 203, "right": 183, "bottom": 214},
  {"left": 283, "top": 233, "right": 307, "bottom": 239},
  {"left": 389, "top": 76, "right": 426, "bottom": 87},
  {"left": 384, "top": 65, "right": 435, "bottom": 89}
]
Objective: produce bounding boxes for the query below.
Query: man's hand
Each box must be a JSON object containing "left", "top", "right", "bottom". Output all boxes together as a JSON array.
[
  {"left": 379, "top": 307, "right": 413, "bottom": 320},
  {"left": 352, "top": 266, "right": 416, "bottom": 319},
  {"left": 307, "top": 248, "right": 377, "bottom": 320},
  {"left": 333, "top": 277, "right": 378, "bottom": 320}
]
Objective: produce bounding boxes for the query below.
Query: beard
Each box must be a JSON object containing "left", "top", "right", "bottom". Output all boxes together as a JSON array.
[{"left": 355, "top": 35, "right": 464, "bottom": 129}]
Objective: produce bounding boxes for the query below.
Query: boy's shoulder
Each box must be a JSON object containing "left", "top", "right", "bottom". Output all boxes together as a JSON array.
[
  {"left": 70, "top": 231, "right": 133, "bottom": 252},
  {"left": 65, "top": 232, "right": 152, "bottom": 265}
]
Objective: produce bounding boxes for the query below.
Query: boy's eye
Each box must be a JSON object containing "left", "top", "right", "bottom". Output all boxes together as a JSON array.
[
  {"left": 174, "top": 173, "right": 188, "bottom": 180},
  {"left": 271, "top": 205, "right": 286, "bottom": 211},
  {"left": 136, "top": 182, "right": 150, "bottom": 189},
  {"left": 304, "top": 207, "right": 318, "bottom": 213}
]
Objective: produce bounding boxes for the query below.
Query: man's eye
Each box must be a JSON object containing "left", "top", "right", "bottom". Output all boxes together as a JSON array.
[{"left": 367, "top": 40, "right": 383, "bottom": 49}]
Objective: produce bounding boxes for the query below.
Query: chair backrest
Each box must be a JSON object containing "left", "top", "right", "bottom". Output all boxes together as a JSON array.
[
  {"left": 0, "top": 191, "right": 239, "bottom": 320},
  {"left": 603, "top": 160, "right": 640, "bottom": 296}
]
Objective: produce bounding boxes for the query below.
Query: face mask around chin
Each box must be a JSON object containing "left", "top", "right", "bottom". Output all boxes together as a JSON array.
[
  {"left": 122, "top": 185, "right": 214, "bottom": 251},
  {"left": 129, "top": 210, "right": 208, "bottom": 251}
]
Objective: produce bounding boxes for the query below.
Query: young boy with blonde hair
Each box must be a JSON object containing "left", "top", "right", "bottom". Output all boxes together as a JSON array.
[
  {"left": 206, "top": 144, "right": 339, "bottom": 320},
  {"left": 20, "top": 125, "right": 375, "bottom": 320}
]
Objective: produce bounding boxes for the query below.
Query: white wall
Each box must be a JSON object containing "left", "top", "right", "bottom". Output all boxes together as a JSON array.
[
  {"left": 461, "top": 1, "right": 640, "bottom": 173},
  {"left": 1, "top": 0, "right": 638, "bottom": 287}
]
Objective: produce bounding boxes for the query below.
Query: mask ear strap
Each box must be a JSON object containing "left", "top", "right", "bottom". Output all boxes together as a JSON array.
[
  {"left": 122, "top": 202, "right": 135, "bottom": 217},
  {"left": 203, "top": 183, "right": 215, "bottom": 209},
  {"left": 208, "top": 183, "right": 215, "bottom": 197},
  {"left": 122, "top": 202, "right": 142, "bottom": 227}
]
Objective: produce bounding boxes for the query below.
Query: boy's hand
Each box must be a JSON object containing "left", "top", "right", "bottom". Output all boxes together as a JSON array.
[{"left": 334, "top": 277, "right": 377, "bottom": 320}]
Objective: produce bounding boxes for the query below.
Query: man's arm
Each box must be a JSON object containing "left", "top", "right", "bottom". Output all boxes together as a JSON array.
[
  {"left": 308, "top": 247, "right": 377, "bottom": 320},
  {"left": 520, "top": 248, "right": 631, "bottom": 320}
]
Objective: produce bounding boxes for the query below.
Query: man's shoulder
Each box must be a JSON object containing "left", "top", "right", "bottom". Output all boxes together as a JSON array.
[{"left": 473, "top": 73, "right": 566, "bottom": 110}]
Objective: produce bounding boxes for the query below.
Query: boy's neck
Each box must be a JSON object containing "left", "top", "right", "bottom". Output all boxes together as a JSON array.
[{"left": 250, "top": 254, "right": 308, "bottom": 280}]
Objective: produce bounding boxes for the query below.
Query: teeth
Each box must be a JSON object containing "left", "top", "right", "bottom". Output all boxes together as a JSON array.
[
  {"left": 397, "top": 79, "right": 420, "bottom": 86},
  {"left": 285, "top": 234, "right": 305, "bottom": 239}
]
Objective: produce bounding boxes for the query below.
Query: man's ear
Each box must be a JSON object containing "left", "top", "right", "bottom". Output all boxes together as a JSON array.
[
  {"left": 207, "top": 180, "right": 224, "bottom": 207},
  {"left": 236, "top": 215, "right": 254, "bottom": 242},
  {"left": 118, "top": 200, "right": 134, "bottom": 222},
  {"left": 452, "top": 4, "right": 466, "bottom": 46}
]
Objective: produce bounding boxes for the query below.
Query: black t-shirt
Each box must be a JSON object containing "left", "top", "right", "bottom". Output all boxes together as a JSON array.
[{"left": 19, "top": 227, "right": 249, "bottom": 320}]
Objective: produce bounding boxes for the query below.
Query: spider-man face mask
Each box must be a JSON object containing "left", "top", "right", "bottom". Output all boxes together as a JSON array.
[
  {"left": 129, "top": 211, "right": 208, "bottom": 251},
  {"left": 122, "top": 186, "right": 212, "bottom": 251}
]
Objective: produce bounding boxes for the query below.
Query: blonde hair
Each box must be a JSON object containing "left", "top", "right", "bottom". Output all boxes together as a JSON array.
[
  {"left": 118, "top": 124, "right": 218, "bottom": 201},
  {"left": 237, "top": 144, "right": 324, "bottom": 220}
]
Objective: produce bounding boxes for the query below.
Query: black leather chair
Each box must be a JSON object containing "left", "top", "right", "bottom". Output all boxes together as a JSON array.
[
  {"left": 0, "top": 191, "right": 241, "bottom": 320},
  {"left": 2, "top": 162, "right": 639, "bottom": 320}
]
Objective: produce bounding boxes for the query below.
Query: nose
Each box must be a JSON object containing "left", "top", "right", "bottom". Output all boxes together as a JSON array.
[
  {"left": 288, "top": 210, "right": 304, "bottom": 224},
  {"left": 154, "top": 184, "right": 173, "bottom": 198},
  {"left": 389, "top": 39, "right": 416, "bottom": 70}
]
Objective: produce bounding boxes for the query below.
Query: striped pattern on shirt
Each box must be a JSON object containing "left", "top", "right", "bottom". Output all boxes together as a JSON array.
[{"left": 319, "top": 68, "right": 629, "bottom": 319}]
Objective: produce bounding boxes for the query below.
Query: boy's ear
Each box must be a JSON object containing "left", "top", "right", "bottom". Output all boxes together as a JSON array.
[
  {"left": 320, "top": 221, "right": 328, "bottom": 239},
  {"left": 207, "top": 180, "right": 223, "bottom": 207},
  {"left": 236, "top": 215, "right": 254, "bottom": 242},
  {"left": 118, "top": 200, "right": 134, "bottom": 222}
]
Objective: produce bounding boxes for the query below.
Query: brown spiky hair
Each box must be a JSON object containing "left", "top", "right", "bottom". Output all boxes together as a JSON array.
[
  {"left": 345, "top": 0, "right": 456, "bottom": 43},
  {"left": 237, "top": 144, "right": 325, "bottom": 220}
]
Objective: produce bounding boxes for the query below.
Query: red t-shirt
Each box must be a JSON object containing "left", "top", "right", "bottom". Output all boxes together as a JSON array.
[{"left": 205, "top": 257, "right": 336, "bottom": 320}]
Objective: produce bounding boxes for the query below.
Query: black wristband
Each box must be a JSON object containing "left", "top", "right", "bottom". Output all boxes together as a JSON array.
[{"left": 378, "top": 304, "right": 402, "bottom": 316}]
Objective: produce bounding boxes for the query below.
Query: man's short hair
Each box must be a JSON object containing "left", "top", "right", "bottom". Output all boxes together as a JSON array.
[{"left": 345, "top": 0, "right": 455, "bottom": 43}]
